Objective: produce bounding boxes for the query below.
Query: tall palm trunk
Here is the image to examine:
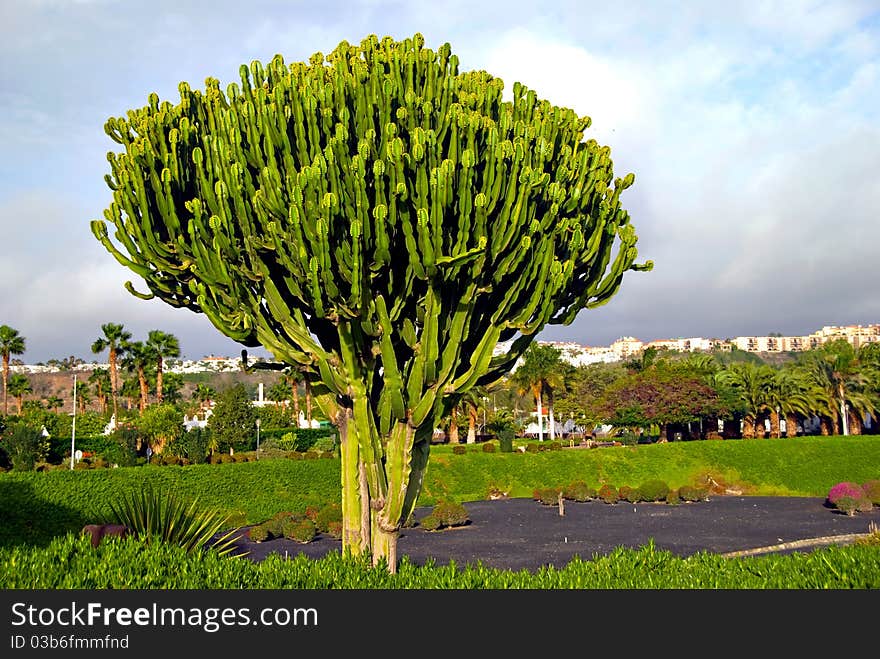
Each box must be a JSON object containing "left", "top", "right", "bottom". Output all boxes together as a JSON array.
[
  {"left": 2, "top": 353, "right": 9, "bottom": 416},
  {"left": 109, "top": 348, "right": 119, "bottom": 422},
  {"left": 536, "top": 388, "right": 544, "bottom": 441},
  {"left": 137, "top": 367, "right": 149, "bottom": 412},
  {"left": 305, "top": 380, "right": 312, "bottom": 424},
  {"left": 466, "top": 405, "right": 477, "bottom": 444},
  {"left": 448, "top": 407, "right": 460, "bottom": 444},
  {"left": 848, "top": 409, "right": 863, "bottom": 435},
  {"left": 290, "top": 378, "right": 301, "bottom": 425},
  {"left": 742, "top": 416, "right": 755, "bottom": 439},
  {"left": 155, "top": 356, "right": 164, "bottom": 403},
  {"left": 547, "top": 390, "right": 556, "bottom": 440},
  {"left": 820, "top": 417, "right": 832, "bottom": 435},
  {"left": 769, "top": 409, "right": 780, "bottom": 438},
  {"left": 786, "top": 413, "right": 798, "bottom": 438}
]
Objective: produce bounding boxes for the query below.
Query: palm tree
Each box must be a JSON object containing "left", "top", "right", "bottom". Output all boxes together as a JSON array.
[
  {"left": 192, "top": 383, "right": 216, "bottom": 408},
  {"left": 281, "top": 367, "right": 302, "bottom": 424},
  {"left": 74, "top": 381, "right": 92, "bottom": 412},
  {"left": 511, "top": 344, "right": 563, "bottom": 440},
  {"left": 91, "top": 323, "right": 131, "bottom": 421},
  {"left": 717, "top": 362, "right": 775, "bottom": 438},
  {"left": 146, "top": 330, "right": 180, "bottom": 403},
  {"left": 7, "top": 373, "right": 32, "bottom": 414},
  {"left": 801, "top": 340, "right": 870, "bottom": 435},
  {"left": 0, "top": 325, "right": 26, "bottom": 415},
  {"left": 120, "top": 377, "right": 140, "bottom": 411},
  {"left": 458, "top": 388, "right": 487, "bottom": 444},
  {"left": 121, "top": 341, "right": 155, "bottom": 412},
  {"left": 45, "top": 396, "right": 64, "bottom": 412},
  {"left": 89, "top": 368, "right": 112, "bottom": 415}
]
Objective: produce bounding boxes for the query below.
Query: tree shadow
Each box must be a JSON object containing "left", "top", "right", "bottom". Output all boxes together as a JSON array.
[{"left": 0, "top": 478, "right": 89, "bottom": 549}]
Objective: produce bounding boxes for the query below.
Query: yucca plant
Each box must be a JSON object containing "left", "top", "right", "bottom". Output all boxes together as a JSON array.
[{"left": 107, "top": 484, "right": 243, "bottom": 557}]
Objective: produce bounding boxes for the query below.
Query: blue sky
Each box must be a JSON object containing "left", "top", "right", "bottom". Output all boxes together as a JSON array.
[{"left": 2, "top": 0, "right": 878, "bottom": 362}]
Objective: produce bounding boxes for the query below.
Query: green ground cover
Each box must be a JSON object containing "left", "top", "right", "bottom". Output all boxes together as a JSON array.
[{"left": 2, "top": 534, "right": 878, "bottom": 589}]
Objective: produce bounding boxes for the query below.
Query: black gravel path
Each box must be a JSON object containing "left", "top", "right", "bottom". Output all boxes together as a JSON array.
[{"left": 231, "top": 496, "right": 880, "bottom": 571}]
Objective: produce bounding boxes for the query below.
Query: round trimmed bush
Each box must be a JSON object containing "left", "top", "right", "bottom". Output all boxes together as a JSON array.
[
  {"left": 640, "top": 479, "right": 670, "bottom": 502},
  {"left": 827, "top": 482, "right": 865, "bottom": 507},
  {"left": 678, "top": 485, "right": 708, "bottom": 502},
  {"left": 315, "top": 503, "right": 342, "bottom": 533},
  {"left": 525, "top": 443, "right": 539, "bottom": 453},
  {"left": 665, "top": 488, "right": 681, "bottom": 505},
  {"left": 420, "top": 515, "right": 441, "bottom": 531},
  {"left": 482, "top": 442, "right": 496, "bottom": 453},
  {"left": 533, "top": 487, "right": 560, "bottom": 506},
  {"left": 861, "top": 480, "right": 880, "bottom": 505},
  {"left": 598, "top": 484, "right": 619, "bottom": 504},
  {"left": 452, "top": 445, "right": 467, "bottom": 455},
  {"left": 563, "top": 481, "right": 596, "bottom": 502},
  {"left": 326, "top": 520, "right": 343, "bottom": 539},
  {"left": 433, "top": 501, "right": 469, "bottom": 527},
  {"left": 835, "top": 496, "right": 859, "bottom": 516},
  {"left": 286, "top": 518, "right": 316, "bottom": 543},
  {"left": 248, "top": 524, "right": 270, "bottom": 543},
  {"left": 621, "top": 486, "right": 643, "bottom": 503}
]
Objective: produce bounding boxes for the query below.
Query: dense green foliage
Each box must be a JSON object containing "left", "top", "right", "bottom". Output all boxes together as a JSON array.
[
  {"left": 3, "top": 534, "right": 878, "bottom": 588},
  {"left": 208, "top": 384, "right": 258, "bottom": 452}
]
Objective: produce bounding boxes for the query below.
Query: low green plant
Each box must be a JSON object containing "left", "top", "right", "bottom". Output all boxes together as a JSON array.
[
  {"left": 482, "top": 442, "right": 496, "bottom": 453},
  {"left": 106, "top": 484, "right": 241, "bottom": 556},
  {"left": 666, "top": 489, "right": 681, "bottom": 505},
  {"left": 861, "top": 480, "right": 880, "bottom": 505},
  {"left": 315, "top": 503, "right": 342, "bottom": 534},
  {"left": 248, "top": 524, "right": 270, "bottom": 543},
  {"left": 432, "top": 501, "right": 469, "bottom": 527},
  {"left": 620, "top": 485, "right": 643, "bottom": 503},
  {"left": 639, "top": 479, "right": 670, "bottom": 502},
  {"left": 525, "top": 443, "right": 539, "bottom": 453},
  {"left": 678, "top": 485, "right": 709, "bottom": 502},
  {"left": 598, "top": 484, "right": 619, "bottom": 504},
  {"left": 548, "top": 441, "right": 562, "bottom": 451},
  {"left": 286, "top": 519, "right": 317, "bottom": 543},
  {"left": 533, "top": 487, "right": 560, "bottom": 506},
  {"left": 835, "top": 496, "right": 859, "bottom": 516},
  {"left": 563, "top": 481, "right": 596, "bottom": 502},
  {"left": 420, "top": 515, "right": 441, "bottom": 531},
  {"left": 452, "top": 445, "right": 467, "bottom": 455}
]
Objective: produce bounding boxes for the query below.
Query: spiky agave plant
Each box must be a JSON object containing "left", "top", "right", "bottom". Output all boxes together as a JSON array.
[{"left": 107, "top": 484, "right": 243, "bottom": 557}]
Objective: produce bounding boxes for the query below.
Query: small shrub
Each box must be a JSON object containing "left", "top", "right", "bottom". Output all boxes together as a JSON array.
[
  {"left": 420, "top": 515, "right": 441, "bottom": 531},
  {"left": 482, "top": 442, "right": 496, "bottom": 453},
  {"left": 219, "top": 454, "right": 234, "bottom": 464},
  {"left": 835, "top": 496, "right": 859, "bottom": 516},
  {"left": 666, "top": 489, "right": 681, "bottom": 505},
  {"left": 312, "top": 437, "right": 337, "bottom": 453},
  {"left": 857, "top": 497, "right": 874, "bottom": 513},
  {"left": 827, "top": 482, "right": 865, "bottom": 507},
  {"left": 286, "top": 518, "right": 316, "bottom": 543},
  {"left": 304, "top": 505, "right": 321, "bottom": 521},
  {"left": 248, "top": 524, "right": 270, "bottom": 543},
  {"left": 433, "top": 501, "right": 469, "bottom": 527},
  {"left": 617, "top": 432, "right": 640, "bottom": 446},
  {"left": 640, "top": 479, "right": 670, "bottom": 502},
  {"left": 497, "top": 429, "right": 515, "bottom": 453},
  {"left": 563, "top": 481, "right": 596, "bottom": 502},
  {"left": 315, "top": 504, "right": 342, "bottom": 533},
  {"left": 162, "top": 454, "right": 181, "bottom": 466},
  {"left": 548, "top": 441, "right": 562, "bottom": 451},
  {"left": 326, "top": 520, "right": 343, "bottom": 540},
  {"left": 525, "top": 443, "right": 539, "bottom": 453},
  {"left": 621, "top": 486, "right": 643, "bottom": 503},
  {"left": 452, "top": 445, "right": 467, "bottom": 455},
  {"left": 598, "top": 484, "right": 619, "bottom": 504},
  {"left": 679, "top": 485, "right": 708, "bottom": 502},
  {"left": 3, "top": 423, "right": 47, "bottom": 471},
  {"left": 533, "top": 487, "right": 560, "bottom": 506},
  {"left": 861, "top": 480, "right": 880, "bottom": 505}
]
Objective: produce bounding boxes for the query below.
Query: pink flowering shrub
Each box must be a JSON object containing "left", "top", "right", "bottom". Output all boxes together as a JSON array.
[{"left": 827, "top": 482, "right": 865, "bottom": 507}]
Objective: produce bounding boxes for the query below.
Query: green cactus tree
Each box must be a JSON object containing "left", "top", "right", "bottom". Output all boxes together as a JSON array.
[{"left": 91, "top": 33, "right": 652, "bottom": 571}]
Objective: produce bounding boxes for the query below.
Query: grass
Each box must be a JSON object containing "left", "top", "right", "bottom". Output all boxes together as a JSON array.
[{"left": 2, "top": 435, "right": 879, "bottom": 548}]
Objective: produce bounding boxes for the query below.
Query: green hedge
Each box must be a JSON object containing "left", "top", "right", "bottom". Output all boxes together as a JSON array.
[{"left": 1, "top": 534, "right": 878, "bottom": 589}]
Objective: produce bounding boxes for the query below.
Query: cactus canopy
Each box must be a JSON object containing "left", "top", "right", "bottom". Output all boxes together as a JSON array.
[{"left": 92, "top": 33, "right": 651, "bottom": 570}]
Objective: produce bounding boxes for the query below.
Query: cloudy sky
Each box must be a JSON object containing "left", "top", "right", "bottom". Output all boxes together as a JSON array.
[{"left": 2, "top": 0, "right": 878, "bottom": 363}]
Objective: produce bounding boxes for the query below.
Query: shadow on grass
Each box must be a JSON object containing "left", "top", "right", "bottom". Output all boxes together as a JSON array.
[{"left": 0, "top": 478, "right": 88, "bottom": 549}]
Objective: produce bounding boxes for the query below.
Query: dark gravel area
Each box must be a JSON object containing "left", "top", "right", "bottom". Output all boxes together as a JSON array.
[{"left": 231, "top": 496, "right": 880, "bottom": 571}]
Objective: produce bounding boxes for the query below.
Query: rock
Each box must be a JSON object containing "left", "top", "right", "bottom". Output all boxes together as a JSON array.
[{"left": 81, "top": 524, "right": 130, "bottom": 547}]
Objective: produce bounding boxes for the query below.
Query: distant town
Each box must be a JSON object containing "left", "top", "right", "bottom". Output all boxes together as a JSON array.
[{"left": 10, "top": 323, "right": 879, "bottom": 374}]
